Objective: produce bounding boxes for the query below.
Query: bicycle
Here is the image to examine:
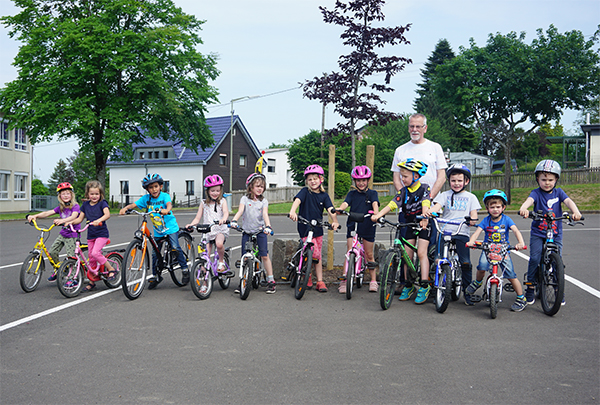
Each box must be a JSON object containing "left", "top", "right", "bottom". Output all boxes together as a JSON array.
[
  {"left": 120, "top": 209, "right": 195, "bottom": 300},
  {"left": 523, "top": 211, "right": 584, "bottom": 316},
  {"left": 20, "top": 217, "right": 64, "bottom": 292},
  {"left": 376, "top": 216, "right": 434, "bottom": 310},
  {"left": 468, "top": 241, "right": 522, "bottom": 319},
  {"left": 430, "top": 214, "right": 473, "bottom": 313},
  {"left": 187, "top": 222, "right": 232, "bottom": 300},
  {"left": 56, "top": 223, "right": 123, "bottom": 298},
  {"left": 335, "top": 210, "right": 377, "bottom": 300},
  {"left": 229, "top": 224, "right": 273, "bottom": 300},
  {"left": 284, "top": 215, "right": 339, "bottom": 300}
]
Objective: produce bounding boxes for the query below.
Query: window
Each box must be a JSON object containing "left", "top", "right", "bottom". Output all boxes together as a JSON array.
[
  {"left": 186, "top": 180, "right": 194, "bottom": 196},
  {"left": 1, "top": 122, "right": 8, "bottom": 148},
  {"left": 14, "top": 174, "right": 27, "bottom": 199},
  {"left": 239, "top": 154, "right": 246, "bottom": 167},
  {"left": 147, "top": 152, "right": 152, "bottom": 159},
  {"left": 0, "top": 172, "right": 9, "bottom": 199},
  {"left": 163, "top": 150, "right": 169, "bottom": 159},
  {"left": 139, "top": 151, "right": 145, "bottom": 159},
  {"left": 268, "top": 158, "right": 276, "bottom": 173},
  {"left": 15, "top": 129, "right": 26, "bottom": 151},
  {"left": 120, "top": 180, "right": 129, "bottom": 195},
  {"left": 269, "top": 183, "right": 277, "bottom": 189},
  {"left": 163, "top": 180, "right": 170, "bottom": 193},
  {"left": 154, "top": 151, "right": 159, "bottom": 159},
  {"left": 219, "top": 154, "right": 227, "bottom": 166}
]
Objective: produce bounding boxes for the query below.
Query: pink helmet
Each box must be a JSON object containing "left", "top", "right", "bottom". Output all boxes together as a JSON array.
[
  {"left": 304, "top": 164, "right": 324, "bottom": 177},
  {"left": 351, "top": 165, "right": 372, "bottom": 180},
  {"left": 204, "top": 174, "right": 224, "bottom": 188},
  {"left": 246, "top": 172, "right": 265, "bottom": 187}
]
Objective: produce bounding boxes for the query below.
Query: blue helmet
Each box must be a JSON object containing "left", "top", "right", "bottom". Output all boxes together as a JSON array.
[
  {"left": 142, "top": 173, "right": 164, "bottom": 189},
  {"left": 446, "top": 163, "right": 471, "bottom": 181},
  {"left": 398, "top": 158, "right": 428, "bottom": 178},
  {"left": 483, "top": 189, "right": 507, "bottom": 206}
]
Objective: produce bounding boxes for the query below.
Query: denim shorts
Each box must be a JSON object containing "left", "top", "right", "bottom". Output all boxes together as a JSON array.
[{"left": 477, "top": 252, "right": 517, "bottom": 279}]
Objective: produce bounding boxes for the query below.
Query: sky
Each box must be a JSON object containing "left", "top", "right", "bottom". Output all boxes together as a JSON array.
[{"left": 1, "top": 0, "right": 598, "bottom": 183}]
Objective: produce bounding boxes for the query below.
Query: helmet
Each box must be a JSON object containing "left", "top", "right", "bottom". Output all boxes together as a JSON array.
[
  {"left": 483, "top": 189, "right": 508, "bottom": 206},
  {"left": 56, "top": 182, "right": 73, "bottom": 193},
  {"left": 535, "top": 159, "right": 561, "bottom": 179},
  {"left": 351, "top": 165, "right": 372, "bottom": 180},
  {"left": 446, "top": 163, "right": 471, "bottom": 181},
  {"left": 141, "top": 173, "right": 164, "bottom": 189},
  {"left": 397, "top": 158, "right": 428, "bottom": 177},
  {"left": 204, "top": 174, "right": 224, "bottom": 188},
  {"left": 246, "top": 172, "right": 265, "bottom": 187},
  {"left": 304, "top": 164, "right": 324, "bottom": 177}
]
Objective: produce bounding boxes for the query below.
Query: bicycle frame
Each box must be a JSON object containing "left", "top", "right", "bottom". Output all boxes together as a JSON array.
[
  {"left": 28, "top": 219, "right": 61, "bottom": 269},
  {"left": 471, "top": 241, "right": 513, "bottom": 302},
  {"left": 430, "top": 216, "right": 471, "bottom": 289},
  {"left": 378, "top": 217, "right": 421, "bottom": 282}
]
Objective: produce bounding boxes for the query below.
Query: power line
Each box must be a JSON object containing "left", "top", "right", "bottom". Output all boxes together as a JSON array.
[{"left": 206, "top": 85, "right": 302, "bottom": 110}]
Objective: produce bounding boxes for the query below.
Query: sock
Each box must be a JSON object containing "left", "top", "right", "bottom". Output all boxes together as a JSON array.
[{"left": 267, "top": 275, "right": 274, "bottom": 282}]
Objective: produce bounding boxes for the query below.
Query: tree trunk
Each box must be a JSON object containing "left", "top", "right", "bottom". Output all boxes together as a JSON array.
[{"left": 504, "top": 143, "right": 512, "bottom": 205}]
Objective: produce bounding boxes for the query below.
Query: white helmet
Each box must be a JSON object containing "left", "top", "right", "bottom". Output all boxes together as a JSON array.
[{"left": 535, "top": 160, "right": 561, "bottom": 179}]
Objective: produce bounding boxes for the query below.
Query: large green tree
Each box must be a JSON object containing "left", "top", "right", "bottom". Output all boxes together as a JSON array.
[
  {"left": 1, "top": 0, "right": 219, "bottom": 190},
  {"left": 47, "top": 159, "right": 74, "bottom": 194},
  {"left": 432, "top": 25, "right": 599, "bottom": 202}
]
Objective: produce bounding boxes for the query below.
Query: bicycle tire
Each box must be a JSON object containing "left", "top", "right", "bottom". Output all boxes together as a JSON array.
[
  {"left": 102, "top": 252, "right": 123, "bottom": 289},
  {"left": 190, "top": 259, "right": 212, "bottom": 299},
  {"left": 434, "top": 263, "right": 451, "bottom": 313},
  {"left": 379, "top": 251, "right": 399, "bottom": 310},
  {"left": 57, "top": 258, "right": 83, "bottom": 298},
  {"left": 168, "top": 232, "right": 194, "bottom": 287},
  {"left": 240, "top": 257, "right": 253, "bottom": 300},
  {"left": 489, "top": 283, "right": 498, "bottom": 319},
  {"left": 287, "top": 250, "right": 301, "bottom": 288},
  {"left": 346, "top": 252, "right": 356, "bottom": 300},
  {"left": 121, "top": 240, "right": 149, "bottom": 300},
  {"left": 540, "top": 251, "right": 565, "bottom": 316},
  {"left": 20, "top": 252, "right": 45, "bottom": 293},
  {"left": 450, "top": 261, "right": 462, "bottom": 301},
  {"left": 217, "top": 252, "right": 231, "bottom": 289},
  {"left": 295, "top": 249, "right": 312, "bottom": 300}
]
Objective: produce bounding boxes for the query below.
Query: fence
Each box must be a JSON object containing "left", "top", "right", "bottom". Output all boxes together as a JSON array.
[{"left": 31, "top": 195, "right": 58, "bottom": 211}]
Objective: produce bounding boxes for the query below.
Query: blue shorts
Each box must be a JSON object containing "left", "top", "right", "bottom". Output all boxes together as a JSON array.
[
  {"left": 241, "top": 232, "right": 269, "bottom": 257},
  {"left": 346, "top": 222, "right": 375, "bottom": 242},
  {"left": 477, "top": 252, "right": 517, "bottom": 279}
]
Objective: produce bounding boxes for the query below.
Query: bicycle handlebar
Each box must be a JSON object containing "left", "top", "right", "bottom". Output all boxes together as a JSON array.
[
  {"left": 291, "top": 214, "right": 341, "bottom": 231},
  {"left": 524, "top": 211, "right": 584, "bottom": 226},
  {"left": 25, "top": 217, "right": 57, "bottom": 232},
  {"left": 376, "top": 216, "right": 420, "bottom": 229},
  {"left": 468, "top": 241, "right": 527, "bottom": 251},
  {"left": 429, "top": 213, "right": 476, "bottom": 236},
  {"left": 228, "top": 224, "right": 274, "bottom": 236},
  {"left": 334, "top": 210, "right": 372, "bottom": 223}
]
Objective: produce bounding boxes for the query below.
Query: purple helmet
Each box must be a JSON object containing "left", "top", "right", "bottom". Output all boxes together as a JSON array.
[
  {"left": 204, "top": 174, "right": 224, "bottom": 188},
  {"left": 304, "top": 164, "right": 324, "bottom": 177},
  {"left": 246, "top": 172, "right": 265, "bottom": 187},
  {"left": 351, "top": 165, "right": 372, "bottom": 180}
]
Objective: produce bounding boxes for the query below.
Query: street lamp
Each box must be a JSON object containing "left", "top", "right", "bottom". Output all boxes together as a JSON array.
[{"left": 229, "top": 96, "right": 257, "bottom": 191}]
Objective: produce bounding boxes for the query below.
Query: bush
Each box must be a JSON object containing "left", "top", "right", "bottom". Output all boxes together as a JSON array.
[
  {"left": 492, "top": 170, "right": 503, "bottom": 175},
  {"left": 334, "top": 171, "right": 352, "bottom": 199}
]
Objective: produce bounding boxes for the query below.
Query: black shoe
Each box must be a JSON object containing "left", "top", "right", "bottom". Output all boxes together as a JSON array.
[
  {"left": 181, "top": 270, "right": 190, "bottom": 285},
  {"left": 148, "top": 275, "right": 163, "bottom": 290},
  {"left": 266, "top": 281, "right": 276, "bottom": 294}
]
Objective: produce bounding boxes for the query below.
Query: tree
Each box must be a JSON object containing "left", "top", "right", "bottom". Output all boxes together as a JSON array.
[
  {"left": 31, "top": 178, "right": 49, "bottom": 196},
  {"left": 0, "top": 0, "right": 219, "bottom": 191},
  {"left": 432, "top": 25, "right": 600, "bottom": 203},
  {"left": 67, "top": 149, "right": 107, "bottom": 198},
  {"left": 48, "top": 159, "right": 74, "bottom": 195},
  {"left": 302, "top": 0, "right": 412, "bottom": 167}
]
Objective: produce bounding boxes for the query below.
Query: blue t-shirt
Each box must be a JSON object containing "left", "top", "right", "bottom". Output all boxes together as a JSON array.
[
  {"left": 528, "top": 187, "right": 569, "bottom": 241},
  {"left": 477, "top": 214, "right": 515, "bottom": 244},
  {"left": 343, "top": 189, "right": 379, "bottom": 238},
  {"left": 134, "top": 192, "right": 179, "bottom": 237},
  {"left": 80, "top": 200, "right": 109, "bottom": 240},
  {"left": 294, "top": 187, "right": 334, "bottom": 238}
]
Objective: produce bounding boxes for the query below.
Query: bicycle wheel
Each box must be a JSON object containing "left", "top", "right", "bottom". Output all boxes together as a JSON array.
[
  {"left": 295, "top": 249, "right": 313, "bottom": 300},
  {"left": 379, "top": 251, "right": 399, "bottom": 310},
  {"left": 239, "top": 257, "right": 253, "bottom": 300},
  {"left": 346, "top": 252, "right": 356, "bottom": 300},
  {"left": 57, "top": 258, "right": 83, "bottom": 298},
  {"left": 168, "top": 233, "right": 194, "bottom": 287},
  {"left": 218, "top": 252, "right": 231, "bottom": 289},
  {"left": 121, "top": 239, "right": 149, "bottom": 300},
  {"left": 286, "top": 250, "right": 301, "bottom": 288},
  {"left": 190, "top": 260, "right": 212, "bottom": 300},
  {"left": 450, "top": 261, "right": 462, "bottom": 301},
  {"left": 20, "top": 252, "right": 45, "bottom": 293},
  {"left": 434, "top": 264, "right": 451, "bottom": 313},
  {"left": 103, "top": 252, "right": 123, "bottom": 289},
  {"left": 539, "top": 251, "right": 565, "bottom": 316},
  {"left": 489, "top": 283, "right": 498, "bottom": 319}
]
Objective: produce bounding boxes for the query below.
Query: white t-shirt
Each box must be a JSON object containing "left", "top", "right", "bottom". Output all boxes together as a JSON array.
[
  {"left": 433, "top": 190, "right": 481, "bottom": 237},
  {"left": 391, "top": 139, "right": 448, "bottom": 189}
]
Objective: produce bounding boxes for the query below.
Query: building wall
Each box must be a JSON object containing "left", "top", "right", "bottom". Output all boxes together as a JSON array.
[
  {"left": 0, "top": 119, "right": 31, "bottom": 213},
  {"left": 590, "top": 135, "right": 600, "bottom": 168},
  {"left": 263, "top": 148, "right": 295, "bottom": 188}
]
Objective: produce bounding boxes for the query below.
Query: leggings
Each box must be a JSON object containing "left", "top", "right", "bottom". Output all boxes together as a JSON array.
[{"left": 87, "top": 237, "right": 109, "bottom": 275}]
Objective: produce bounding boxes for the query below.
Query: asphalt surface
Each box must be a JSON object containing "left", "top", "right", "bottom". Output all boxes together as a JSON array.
[{"left": 1, "top": 212, "right": 599, "bottom": 404}]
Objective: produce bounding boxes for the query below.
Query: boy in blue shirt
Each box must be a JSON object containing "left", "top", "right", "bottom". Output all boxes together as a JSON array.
[
  {"left": 119, "top": 173, "right": 190, "bottom": 288},
  {"left": 518, "top": 160, "right": 582, "bottom": 305}
]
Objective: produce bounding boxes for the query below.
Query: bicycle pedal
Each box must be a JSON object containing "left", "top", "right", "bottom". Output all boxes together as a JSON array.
[
  {"left": 235, "top": 260, "right": 241, "bottom": 268},
  {"left": 338, "top": 276, "right": 347, "bottom": 281},
  {"left": 504, "top": 284, "right": 515, "bottom": 293},
  {"left": 470, "top": 294, "right": 483, "bottom": 303}
]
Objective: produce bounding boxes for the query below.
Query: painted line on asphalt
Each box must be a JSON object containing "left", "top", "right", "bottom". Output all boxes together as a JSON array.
[{"left": 512, "top": 250, "right": 600, "bottom": 299}]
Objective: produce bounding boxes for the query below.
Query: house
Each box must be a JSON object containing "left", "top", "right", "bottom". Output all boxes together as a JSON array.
[
  {"left": 0, "top": 115, "right": 31, "bottom": 213},
  {"left": 107, "top": 115, "right": 261, "bottom": 206},
  {"left": 448, "top": 151, "right": 493, "bottom": 175},
  {"left": 581, "top": 123, "right": 600, "bottom": 167},
  {"left": 262, "top": 147, "right": 296, "bottom": 188}
]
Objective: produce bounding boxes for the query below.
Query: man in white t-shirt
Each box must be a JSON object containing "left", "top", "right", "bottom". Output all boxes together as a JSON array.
[{"left": 391, "top": 113, "right": 447, "bottom": 199}]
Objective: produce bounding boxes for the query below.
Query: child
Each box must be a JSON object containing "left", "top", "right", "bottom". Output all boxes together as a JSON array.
[
  {"left": 230, "top": 173, "right": 276, "bottom": 294},
  {"left": 70, "top": 180, "right": 116, "bottom": 291},
  {"left": 119, "top": 173, "right": 189, "bottom": 289},
  {"left": 288, "top": 164, "right": 340, "bottom": 293},
  {"left": 186, "top": 174, "right": 230, "bottom": 275},
  {"left": 372, "top": 159, "right": 432, "bottom": 304},
  {"left": 430, "top": 164, "right": 480, "bottom": 305},
  {"left": 466, "top": 189, "right": 527, "bottom": 312},
  {"left": 27, "top": 182, "right": 80, "bottom": 281},
  {"left": 336, "top": 165, "right": 380, "bottom": 293},
  {"left": 518, "top": 160, "right": 582, "bottom": 305}
]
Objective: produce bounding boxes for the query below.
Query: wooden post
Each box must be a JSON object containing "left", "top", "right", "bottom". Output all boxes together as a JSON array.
[
  {"left": 327, "top": 144, "right": 335, "bottom": 271},
  {"left": 366, "top": 144, "right": 375, "bottom": 189}
]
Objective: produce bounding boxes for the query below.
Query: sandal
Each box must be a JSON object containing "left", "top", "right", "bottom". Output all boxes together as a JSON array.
[
  {"left": 107, "top": 270, "right": 117, "bottom": 281},
  {"left": 316, "top": 281, "right": 328, "bottom": 293},
  {"left": 83, "top": 283, "right": 96, "bottom": 292}
]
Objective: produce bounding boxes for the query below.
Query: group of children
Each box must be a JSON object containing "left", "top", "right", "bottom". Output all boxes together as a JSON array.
[{"left": 34, "top": 157, "right": 582, "bottom": 311}]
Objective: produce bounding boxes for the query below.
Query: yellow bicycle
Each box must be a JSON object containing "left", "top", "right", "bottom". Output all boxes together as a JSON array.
[{"left": 21, "top": 217, "right": 62, "bottom": 292}]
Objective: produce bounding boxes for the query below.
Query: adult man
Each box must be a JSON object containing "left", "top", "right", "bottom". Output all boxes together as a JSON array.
[{"left": 391, "top": 113, "right": 447, "bottom": 198}]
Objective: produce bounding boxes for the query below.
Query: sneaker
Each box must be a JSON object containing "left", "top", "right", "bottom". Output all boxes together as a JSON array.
[
  {"left": 148, "top": 274, "right": 163, "bottom": 290},
  {"left": 64, "top": 279, "right": 78, "bottom": 289},
  {"left": 48, "top": 271, "right": 57, "bottom": 282},
  {"left": 181, "top": 270, "right": 190, "bottom": 285},
  {"left": 316, "top": 281, "right": 328, "bottom": 292},
  {"left": 266, "top": 281, "right": 276, "bottom": 294},
  {"left": 338, "top": 280, "right": 347, "bottom": 294},
  {"left": 466, "top": 280, "right": 482, "bottom": 295},
  {"left": 200, "top": 285, "right": 209, "bottom": 294},
  {"left": 369, "top": 281, "right": 378, "bottom": 292},
  {"left": 525, "top": 287, "right": 536, "bottom": 305},
  {"left": 415, "top": 285, "right": 431, "bottom": 304},
  {"left": 218, "top": 262, "right": 226, "bottom": 271},
  {"left": 511, "top": 296, "right": 527, "bottom": 312},
  {"left": 464, "top": 292, "right": 474, "bottom": 306},
  {"left": 398, "top": 285, "right": 415, "bottom": 301},
  {"left": 307, "top": 274, "right": 313, "bottom": 289},
  {"left": 561, "top": 290, "right": 566, "bottom": 306}
]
